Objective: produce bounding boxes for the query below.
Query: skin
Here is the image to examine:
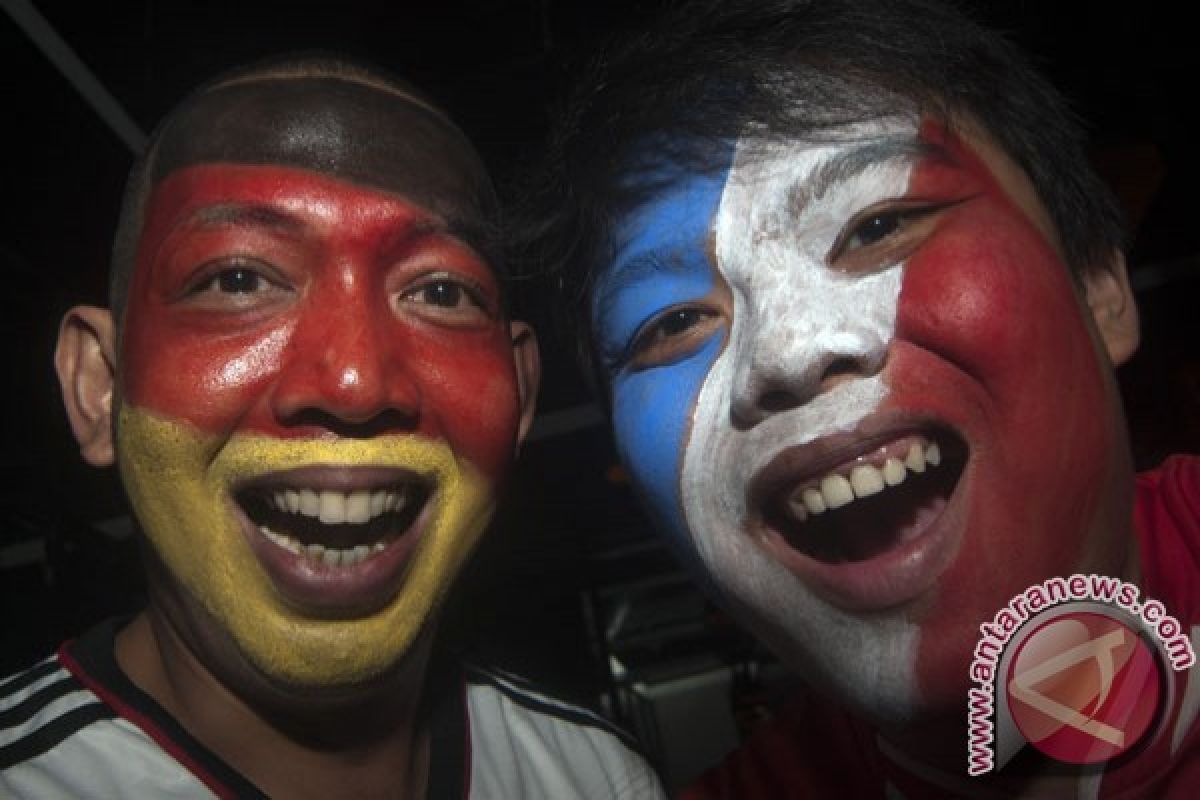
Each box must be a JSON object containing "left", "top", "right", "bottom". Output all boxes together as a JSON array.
[
  {"left": 592, "top": 115, "right": 1140, "bottom": 751},
  {"left": 55, "top": 80, "right": 539, "bottom": 798}
]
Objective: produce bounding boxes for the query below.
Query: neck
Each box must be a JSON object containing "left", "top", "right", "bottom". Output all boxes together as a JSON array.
[
  {"left": 873, "top": 531, "right": 1147, "bottom": 796},
  {"left": 116, "top": 608, "right": 435, "bottom": 800},
  {"left": 876, "top": 717, "right": 1096, "bottom": 798}
]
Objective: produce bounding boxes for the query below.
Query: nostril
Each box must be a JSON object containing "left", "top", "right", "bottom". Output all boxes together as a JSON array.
[
  {"left": 821, "top": 356, "right": 864, "bottom": 387},
  {"left": 759, "top": 389, "right": 800, "bottom": 413}
]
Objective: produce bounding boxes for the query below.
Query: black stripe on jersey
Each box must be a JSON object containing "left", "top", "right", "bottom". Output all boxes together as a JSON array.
[
  {"left": 464, "top": 664, "right": 645, "bottom": 755},
  {"left": 0, "top": 660, "right": 61, "bottom": 699},
  {"left": 0, "top": 702, "right": 113, "bottom": 769},
  {"left": 0, "top": 675, "right": 83, "bottom": 729},
  {"left": 65, "top": 619, "right": 268, "bottom": 800}
]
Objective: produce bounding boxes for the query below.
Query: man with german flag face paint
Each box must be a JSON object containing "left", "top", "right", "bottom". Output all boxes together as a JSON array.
[
  {"left": 533, "top": 0, "right": 1200, "bottom": 796},
  {"left": 0, "top": 58, "right": 663, "bottom": 799}
]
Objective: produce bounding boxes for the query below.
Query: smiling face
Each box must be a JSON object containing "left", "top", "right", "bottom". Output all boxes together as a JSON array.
[
  {"left": 56, "top": 68, "right": 539, "bottom": 694},
  {"left": 111, "top": 162, "right": 530, "bottom": 687},
  {"left": 592, "top": 117, "right": 1137, "bottom": 722}
]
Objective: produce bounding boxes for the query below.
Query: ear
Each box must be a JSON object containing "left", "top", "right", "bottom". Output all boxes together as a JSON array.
[
  {"left": 55, "top": 306, "right": 118, "bottom": 466},
  {"left": 1084, "top": 250, "right": 1140, "bottom": 367},
  {"left": 509, "top": 320, "right": 541, "bottom": 449}
]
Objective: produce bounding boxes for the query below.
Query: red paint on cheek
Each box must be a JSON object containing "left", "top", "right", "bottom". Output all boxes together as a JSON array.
[
  {"left": 121, "top": 164, "right": 521, "bottom": 482},
  {"left": 886, "top": 125, "right": 1125, "bottom": 708}
]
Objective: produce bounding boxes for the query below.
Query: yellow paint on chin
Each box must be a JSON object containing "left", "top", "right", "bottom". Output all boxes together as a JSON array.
[{"left": 116, "top": 404, "right": 493, "bottom": 687}]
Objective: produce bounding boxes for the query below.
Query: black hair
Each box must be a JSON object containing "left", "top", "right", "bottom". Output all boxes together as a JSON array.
[{"left": 517, "top": 0, "right": 1126, "bottom": 387}]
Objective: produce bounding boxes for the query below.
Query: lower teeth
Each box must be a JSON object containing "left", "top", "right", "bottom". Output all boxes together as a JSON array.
[{"left": 259, "top": 526, "right": 385, "bottom": 566}]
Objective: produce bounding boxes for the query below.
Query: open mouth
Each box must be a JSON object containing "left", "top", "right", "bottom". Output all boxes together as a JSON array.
[
  {"left": 236, "top": 478, "right": 431, "bottom": 569},
  {"left": 761, "top": 429, "right": 967, "bottom": 564}
]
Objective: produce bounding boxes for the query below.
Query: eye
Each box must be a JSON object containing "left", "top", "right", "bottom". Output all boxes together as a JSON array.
[
  {"left": 626, "top": 305, "right": 722, "bottom": 369},
  {"left": 656, "top": 308, "right": 706, "bottom": 337},
  {"left": 843, "top": 211, "right": 903, "bottom": 251},
  {"left": 201, "top": 267, "right": 267, "bottom": 294},
  {"left": 829, "top": 201, "right": 957, "bottom": 271},
  {"left": 399, "top": 275, "right": 495, "bottom": 326},
  {"left": 180, "top": 260, "right": 293, "bottom": 311},
  {"left": 408, "top": 280, "right": 473, "bottom": 309}
]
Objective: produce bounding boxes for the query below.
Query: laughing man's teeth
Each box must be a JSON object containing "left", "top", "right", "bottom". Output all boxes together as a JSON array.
[
  {"left": 256, "top": 486, "right": 414, "bottom": 566},
  {"left": 260, "top": 526, "right": 385, "bottom": 567},
  {"left": 882, "top": 458, "right": 906, "bottom": 486},
  {"left": 849, "top": 464, "right": 884, "bottom": 498},
  {"left": 820, "top": 474, "right": 855, "bottom": 510},
  {"left": 267, "top": 487, "right": 408, "bottom": 524},
  {"left": 905, "top": 443, "right": 926, "bottom": 473},
  {"left": 788, "top": 442, "right": 944, "bottom": 520}
]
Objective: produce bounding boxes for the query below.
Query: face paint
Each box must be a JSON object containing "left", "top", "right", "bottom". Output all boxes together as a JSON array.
[
  {"left": 119, "top": 164, "right": 522, "bottom": 687},
  {"left": 886, "top": 122, "right": 1134, "bottom": 712},
  {"left": 593, "top": 160, "right": 732, "bottom": 550},
  {"left": 596, "top": 118, "right": 1134, "bottom": 724},
  {"left": 685, "top": 121, "right": 920, "bottom": 720},
  {"left": 118, "top": 409, "right": 490, "bottom": 685}
]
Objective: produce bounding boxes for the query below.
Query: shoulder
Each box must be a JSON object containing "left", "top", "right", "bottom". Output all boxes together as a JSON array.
[
  {"left": 1134, "top": 455, "right": 1200, "bottom": 616},
  {"left": 1, "top": 652, "right": 113, "bottom": 764},
  {"left": 1, "top": 622, "right": 225, "bottom": 799},
  {"left": 0, "top": 650, "right": 123, "bottom": 797},
  {"left": 462, "top": 663, "right": 665, "bottom": 800}
]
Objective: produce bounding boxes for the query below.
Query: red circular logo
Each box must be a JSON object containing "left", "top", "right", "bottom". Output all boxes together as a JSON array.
[{"left": 1006, "top": 611, "right": 1163, "bottom": 764}]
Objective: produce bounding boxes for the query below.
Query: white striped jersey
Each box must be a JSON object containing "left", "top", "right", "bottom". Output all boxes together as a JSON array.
[{"left": 1, "top": 619, "right": 664, "bottom": 799}]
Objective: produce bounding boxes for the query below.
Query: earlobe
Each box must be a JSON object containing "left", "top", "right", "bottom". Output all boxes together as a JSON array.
[
  {"left": 55, "top": 306, "right": 119, "bottom": 466},
  {"left": 509, "top": 320, "right": 541, "bottom": 450},
  {"left": 1085, "top": 250, "right": 1140, "bottom": 367}
]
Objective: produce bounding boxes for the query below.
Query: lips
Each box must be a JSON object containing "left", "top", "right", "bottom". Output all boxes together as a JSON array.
[
  {"left": 233, "top": 466, "right": 434, "bottom": 616},
  {"left": 751, "top": 423, "right": 968, "bottom": 610}
]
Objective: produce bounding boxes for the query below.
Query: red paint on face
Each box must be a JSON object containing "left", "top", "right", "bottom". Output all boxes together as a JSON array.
[
  {"left": 122, "top": 164, "right": 521, "bottom": 482},
  {"left": 883, "top": 124, "right": 1132, "bottom": 709}
]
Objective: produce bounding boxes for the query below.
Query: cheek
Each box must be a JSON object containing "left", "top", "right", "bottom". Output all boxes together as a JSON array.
[
  {"left": 611, "top": 335, "right": 724, "bottom": 548},
  {"left": 401, "top": 332, "right": 522, "bottom": 482},
  {"left": 121, "top": 312, "right": 292, "bottom": 430},
  {"left": 898, "top": 211, "right": 1110, "bottom": 468},
  {"left": 893, "top": 211, "right": 1120, "bottom": 701}
]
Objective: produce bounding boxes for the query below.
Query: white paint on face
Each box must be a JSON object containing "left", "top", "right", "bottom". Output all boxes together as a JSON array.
[{"left": 680, "top": 119, "right": 923, "bottom": 721}]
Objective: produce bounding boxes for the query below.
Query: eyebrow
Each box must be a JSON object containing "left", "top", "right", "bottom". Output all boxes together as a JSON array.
[
  {"left": 190, "top": 203, "right": 310, "bottom": 237},
  {"left": 788, "top": 135, "right": 945, "bottom": 211},
  {"left": 595, "top": 247, "right": 703, "bottom": 320}
]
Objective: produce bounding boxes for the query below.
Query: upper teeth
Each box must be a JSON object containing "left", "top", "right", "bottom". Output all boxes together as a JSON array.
[
  {"left": 266, "top": 488, "right": 409, "bottom": 525},
  {"left": 788, "top": 442, "right": 941, "bottom": 522}
]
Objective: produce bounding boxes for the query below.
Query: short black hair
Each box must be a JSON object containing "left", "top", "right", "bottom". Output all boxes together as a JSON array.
[
  {"left": 110, "top": 54, "right": 499, "bottom": 329},
  {"left": 519, "top": 0, "right": 1125, "bottom": 386}
]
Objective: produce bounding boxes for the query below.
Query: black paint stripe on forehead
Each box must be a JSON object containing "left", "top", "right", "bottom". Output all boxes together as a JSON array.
[{"left": 151, "top": 76, "right": 496, "bottom": 234}]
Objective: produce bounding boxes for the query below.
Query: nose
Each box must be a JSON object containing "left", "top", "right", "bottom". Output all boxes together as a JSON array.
[
  {"left": 729, "top": 313, "right": 889, "bottom": 429},
  {"left": 271, "top": 292, "right": 419, "bottom": 436}
]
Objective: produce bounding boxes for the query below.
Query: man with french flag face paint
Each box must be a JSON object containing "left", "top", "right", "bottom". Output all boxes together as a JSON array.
[
  {"left": 2, "top": 56, "right": 664, "bottom": 799},
  {"left": 537, "top": 0, "right": 1200, "bottom": 795}
]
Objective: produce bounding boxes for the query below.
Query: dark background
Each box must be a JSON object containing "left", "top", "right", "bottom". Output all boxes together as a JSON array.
[{"left": 2, "top": 0, "right": 1198, "bottom": 787}]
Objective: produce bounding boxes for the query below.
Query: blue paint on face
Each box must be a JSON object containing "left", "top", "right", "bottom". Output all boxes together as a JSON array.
[{"left": 591, "top": 151, "right": 733, "bottom": 549}]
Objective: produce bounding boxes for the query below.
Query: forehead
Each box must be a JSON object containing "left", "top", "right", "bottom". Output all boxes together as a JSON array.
[
  {"left": 151, "top": 76, "right": 494, "bottom": 233},
  {"left": 141, "top": 164, "right": 440, "bottom": 231},
  {"left": 603, "top": 119, "right": 1063, "bottom": 288}
]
